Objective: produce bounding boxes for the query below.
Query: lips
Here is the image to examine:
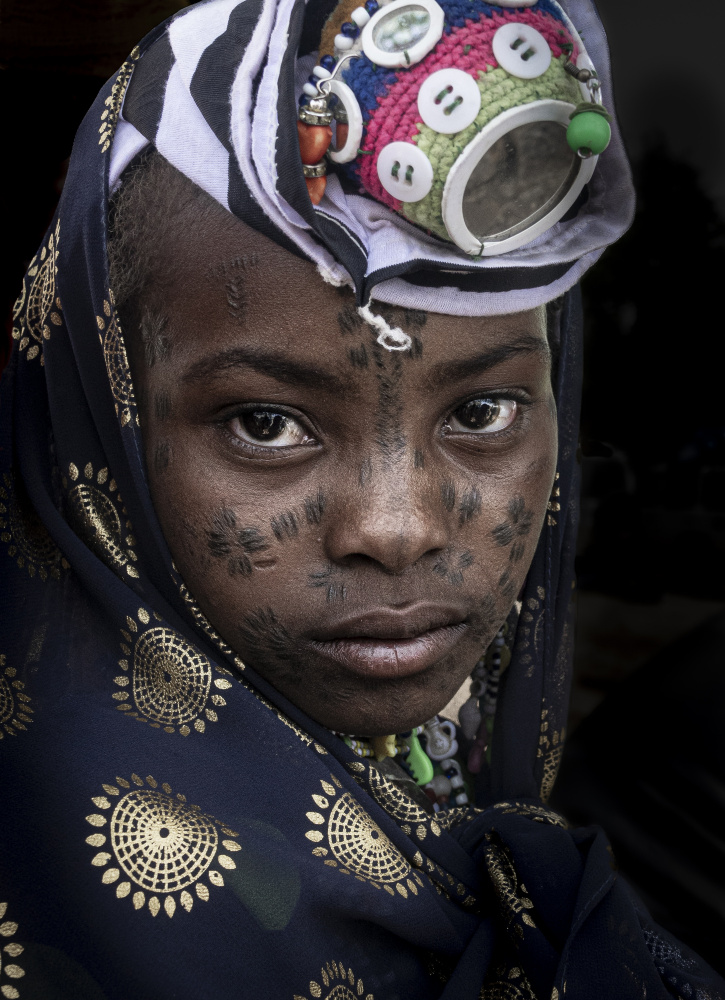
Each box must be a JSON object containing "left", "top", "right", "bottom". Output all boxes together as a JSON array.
[{"left": 303, "top": 604, "right": 468, "bottom": 680}]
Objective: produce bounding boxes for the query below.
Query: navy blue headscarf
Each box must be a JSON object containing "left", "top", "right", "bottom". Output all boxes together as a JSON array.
[{"left": 1, "top": 1, "right": 723, "bottom": 997}]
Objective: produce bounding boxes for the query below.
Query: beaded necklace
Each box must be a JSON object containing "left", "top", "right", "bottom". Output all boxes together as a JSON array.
[{"left": 333, "top": 624, "right": 509, "bottom": 812}]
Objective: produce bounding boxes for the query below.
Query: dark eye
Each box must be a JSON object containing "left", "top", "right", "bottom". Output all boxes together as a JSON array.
[
  {"left": 444, "top": 398, "right": 517, "bottom": 435},
  {"left": 228, "top": 409, "right": 315, "bottom": 448}
]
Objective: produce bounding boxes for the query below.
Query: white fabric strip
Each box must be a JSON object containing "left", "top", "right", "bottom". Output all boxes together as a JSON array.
[
  {"left": 168, "top": 0, "right": 241, "bottom": 90},
  {"left": 156, "top": 61, "right": 232, "bottom": 211}
]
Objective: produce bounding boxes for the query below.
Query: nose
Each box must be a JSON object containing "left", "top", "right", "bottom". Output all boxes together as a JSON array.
[{"left": 324, "top": 462, "right": 449, "bottom": 574}]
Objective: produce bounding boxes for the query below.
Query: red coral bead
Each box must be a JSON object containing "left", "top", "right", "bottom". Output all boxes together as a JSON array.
[
  {"left": 305, "top": 176, "right": 327, "bottom": 204},
  {"left": 335, "top": 123, "right": 349, "bottom": 151},
  {"left": 297, "top": 121, "right": 332, "bottom": 164}
]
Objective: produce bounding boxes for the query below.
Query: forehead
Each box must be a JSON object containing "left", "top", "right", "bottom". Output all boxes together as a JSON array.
[{"left": 153, "top": 207, "right": 548, "bottom": 370}]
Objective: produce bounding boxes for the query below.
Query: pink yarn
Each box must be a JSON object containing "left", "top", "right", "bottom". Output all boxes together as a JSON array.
[{"left": 358, "top": 9, "right": 577, "bottom": 209}]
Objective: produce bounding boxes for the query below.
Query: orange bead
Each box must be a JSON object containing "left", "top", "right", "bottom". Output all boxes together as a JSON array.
[
  {"left": 297, "top": 121, "right": 332, "bottom": 165},
  {"left": 305, "top": 176, "right": 327, "bottom": 205},
  {"left": 335, "top": 123, "right": 349, "bottom": 151}
]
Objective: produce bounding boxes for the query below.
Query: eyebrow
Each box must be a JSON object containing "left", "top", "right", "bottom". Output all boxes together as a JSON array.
[
  {"left": 431, "top": 335, "right": 549, "bottom": 384},
  {"left": 181, "top": 346, "right": 349, "bottom": 394}
]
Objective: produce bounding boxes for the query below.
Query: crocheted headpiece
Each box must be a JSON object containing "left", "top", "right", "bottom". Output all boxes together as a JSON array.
[{"left": 299, "top": 0, "right": 611, "bottom": 256}]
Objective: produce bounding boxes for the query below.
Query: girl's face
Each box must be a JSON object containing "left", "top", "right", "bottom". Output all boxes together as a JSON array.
[{"left": 128, "top": 218, "right": 558, "bottom": 736}]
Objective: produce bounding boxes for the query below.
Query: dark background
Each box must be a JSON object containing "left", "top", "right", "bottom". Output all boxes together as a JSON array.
[{"left": 2, "top": 0, "right": 725, "bottom": 970}]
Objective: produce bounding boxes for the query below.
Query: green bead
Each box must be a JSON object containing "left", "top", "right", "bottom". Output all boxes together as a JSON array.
[
  {"left": 405, "top": 732, "right": 434, "bottom": 786},
  {"left": 566, "top": 111, "right": 611, "bottom": 155}
]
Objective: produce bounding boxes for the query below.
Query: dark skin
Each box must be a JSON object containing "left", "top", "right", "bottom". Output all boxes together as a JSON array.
[{"left": 126, "top": 214, "right": 558, "bottom": 737}]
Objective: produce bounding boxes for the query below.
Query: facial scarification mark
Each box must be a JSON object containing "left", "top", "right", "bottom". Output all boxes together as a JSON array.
[
  {"left": 414, "top": 450, "right": 425, "bottom": 469},
  {"left": 491, "top": 496, "right": 534, "bottom": 550},
  {"left": 458, "top": 488, "right": 482, "bottom": 526},
  {"left": 359, "top": 458, "right": 373, "bottom": 487},
  {"left": 432, "top": 549, "right": 474, "bottom": 587},
  {"left": 309, "top": 564, "right": 347, "bottom": 603},
  {"left": 498, "top": 569, "right": 517, "bottom": 601},
  {"left": 349, "top": 343, "right": 369, "bottom": 369},
  {"left": 326, "top": 582, "right": 347, "bottom": 602},
  {"left": 371, "top": 338, "right": 406, "bottom": 460},
  {"left": 141, "top": 309, "right": 171, "bottom": 366},
  {"left": 207, "top": 508, "right": 270, "bottom": 577},
  {"left": 492, "top": 496, "right": 535, "bottom": 597},
  {"left": 154, "top": 440, "right": 170, "bottom": 473},
  {"left": 270, "top": 511, "right": 298, "bottom": 542},
  {"left": 226, "top": 278, "right": 246, "bottom": 325},
  {"left": 338, "top": 305, "right": 363, "bottom": 336},
  {"left": 441, "top": 481, "right": 456, "bottom": 512},
  {"left": 403, "top": 308, "right": 427, "bottom": 329},
  {"left": 304, "top": 490, "right": 326, "bottom": 525},
  {"left": 154, "top": 392, "right": 172, "bottom": 421},
  {"left": 206, "top": 253, "right": 260, "bottom": 280},
  {"left": 238, "top": 608, "right": 294, "bottom": 661}
]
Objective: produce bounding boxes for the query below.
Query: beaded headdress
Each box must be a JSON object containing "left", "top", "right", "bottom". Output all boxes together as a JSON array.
[
  {"left": 109, "top": 0, "right": 634, "bottom": 341},
  {"left": 298, "top": 0, "right": 612, "bottom": 257}
]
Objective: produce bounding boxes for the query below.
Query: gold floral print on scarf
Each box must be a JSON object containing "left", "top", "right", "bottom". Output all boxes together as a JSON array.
[
  {"left": 63, "top": 460, "right": 139, "bottom": 579},
  {"left": 479, "top": 963, "right": 537, "bottom": 1000},
  {"left": 11, "top": 218, "right": 62, "bottom": 365},
  {"left": 177, "top": 575, "right": 246, "bottom": 672},
  {"left": 305, "top": 774, "right": 425, "bottom": 899},
  {"left": 483, "top": 832, "right": 537, "bottom": 940},
  {"left": 114, "top": 607, "right": 232, "bottom": 736},
  {"left": 516, "top": 586, "right": 546, "bottom": 681},
  {"left": 97, "top": 294, "right": 138, "bottom": 428},
  {"left": 0, "top": 472, "right": 69, "bottom": 581},
  {"left": 85, "top": 773, "right": 240, "bottom": 918},
  {"left": 294, "top": 960, "right": 374, "bottom": 1000},
  {"left": 0, "top": 655, "right": 34, "bottom": 741},
  {"left": 547, "top": 471, "right": 561, "bottom": 528},
  {"left": 0, "top": 900, "right": 25, "bottom": 998},
  {"left": 99, "top": 47, "right": 139, "bottom": 154},
  {"left": 537, "top": 708, "right": 565, "bottom": 803}
]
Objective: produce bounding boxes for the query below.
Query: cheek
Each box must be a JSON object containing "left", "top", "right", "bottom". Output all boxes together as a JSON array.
[
  {"left": 145, "top": 443, "right": 327, "bottom": 632},
  {"left": 448, "top": 432, "right": 557, "bottom": 598}
]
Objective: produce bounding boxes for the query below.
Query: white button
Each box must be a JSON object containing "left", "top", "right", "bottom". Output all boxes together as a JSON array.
[
  {"left": 377, "top": 142, "right": 433, "bottom": 202},
  {"left": 492, "top": 22, "right": 552, "bottom": 79},
  {"left": 362, "top": 0, "right": 444, "bottom": 69},
  {"left": 417, "top": 68, "right": 481, "bottom": 134}
]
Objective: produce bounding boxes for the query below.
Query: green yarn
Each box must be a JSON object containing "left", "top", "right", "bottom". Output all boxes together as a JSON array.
[{"left": 403, "top": 56, "right": 580, "bottom": 241}]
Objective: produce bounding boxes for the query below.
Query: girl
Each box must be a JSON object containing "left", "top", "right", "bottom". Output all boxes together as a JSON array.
[{"left": 2, "top": 0, "right": 721, "bottom": 996}]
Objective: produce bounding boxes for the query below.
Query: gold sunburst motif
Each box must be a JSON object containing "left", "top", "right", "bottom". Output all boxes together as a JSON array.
[
  {"left": 99, "top": 48, "right": 139, "bottom": 154},
  {"left": 0, "top": 472, "right": 69, "bottom": 581},
  {"left": 304, "top": 775, "right": 423, "bottom": 899},
  {"left": 294, "top": 961, "right": 374, "bottom": 1000},
  {"left": 64, "top": 461, "right": 139, "bottom": 579},
  {"left": 0, "top": 900, "right": 26, "bottom": 998},
  {"left": 367, "top": 764, "right": 440, "bottom": 843},
  {"left": 12, "top": 218, "right": 62, "bottom": 365},
  {"left": 85, "top": 773, "right": 240, "bottom": 917},
  {"left": 114, "top": 606, "right": 232, "bottom": 736},
  {"left": 96, "top": 294, "right": 137, "bottom": 427},
  {"left": 0, "top": 655, "right": 34, "bottom": 741}
]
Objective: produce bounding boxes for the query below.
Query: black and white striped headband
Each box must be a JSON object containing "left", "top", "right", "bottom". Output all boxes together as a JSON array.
[{"left": 110, "top": 0, "right": 634, "bottom": 348}]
